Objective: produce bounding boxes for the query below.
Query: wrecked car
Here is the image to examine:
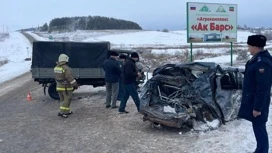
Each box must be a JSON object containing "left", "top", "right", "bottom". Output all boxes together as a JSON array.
[{"left": 139, "top": 62, "right": 244, "bottom": 130}]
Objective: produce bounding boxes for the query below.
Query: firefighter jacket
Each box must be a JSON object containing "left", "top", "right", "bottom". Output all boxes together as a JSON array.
[{"left": 54, "top": 62, "right": 77, "bottom": 91}]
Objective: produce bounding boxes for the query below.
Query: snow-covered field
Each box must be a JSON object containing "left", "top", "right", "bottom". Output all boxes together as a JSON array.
[
  {"left": 1, "top": 30, "right": 272, "bottom": 153},
  {"left": 0, "top": 32, "right": 32, "bottom": 83},
  {"left": 29, "top": 30, "right": 262, "bottom": 68},
  {"left": 32, "top": 30, "right": 256, "bottom": 50}
]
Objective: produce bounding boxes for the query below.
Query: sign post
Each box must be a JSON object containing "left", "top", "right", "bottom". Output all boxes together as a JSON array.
[
  {"left": 190, "top": 43, "right": 193, "bottom": 62},
  {"left": 26, "top": 47, "right": 29, "bottom": 57},
  {"left": 186, "top": 2, "right": 237, "bottom": 65},
  {"left": 230, "top": 42, "right": 233, "bottom": 66},
  {"left": 24, "top": 47, "right": 31, "bottom": 61}
]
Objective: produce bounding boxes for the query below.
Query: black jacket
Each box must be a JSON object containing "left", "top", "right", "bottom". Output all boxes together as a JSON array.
[
  {"left": 238, "top": 50, "right": 272, "bottom": 123},
  {"left": 103, "top": 57, "right": 121, "bottom": 83},
  {"left": 122, "top": 58, "right": 138, "bottom": 84}
]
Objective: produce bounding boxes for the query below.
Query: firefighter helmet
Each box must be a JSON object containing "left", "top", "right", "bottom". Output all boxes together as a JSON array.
[{"left": 58, "top": 54, "right": 69, "bottom": 62}]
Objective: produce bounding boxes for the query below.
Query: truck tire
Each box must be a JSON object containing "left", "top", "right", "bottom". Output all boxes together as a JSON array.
[{"left": 48, "top": 82, "right": 60, "bottom": 100}]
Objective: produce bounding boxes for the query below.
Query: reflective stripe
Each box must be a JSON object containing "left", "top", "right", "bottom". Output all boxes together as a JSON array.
[
  {"left": 56, "top": 87, "right": 74, "bottom": 91},
  {"left": 54, "top": 67, "right": 65, "bottom": 73},
  {"left": 60, "top": 106, "right": 70, "bottom": 111},
  {"left": 70, "top": 79, "right": 76, "bottom": 84}
]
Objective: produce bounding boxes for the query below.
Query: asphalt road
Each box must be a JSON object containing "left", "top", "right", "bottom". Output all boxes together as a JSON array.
[{"left": 0, "top": 72, "right": 201, "bottom": 153}]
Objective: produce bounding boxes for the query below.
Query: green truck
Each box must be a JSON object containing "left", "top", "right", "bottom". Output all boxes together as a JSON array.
[{"left": 31, "top": 41, "right": 136, "bottom": 100}]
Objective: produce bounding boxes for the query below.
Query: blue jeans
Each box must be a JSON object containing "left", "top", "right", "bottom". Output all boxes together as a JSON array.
[
  {"left": 253, "top": 122, "right": 269, "bottom": 153},
  {"left": 117, "top": 79, "right": 123, "bottom": 101},
  {"left": 119, "top": 83, "right": 140, "bottom": 112}
]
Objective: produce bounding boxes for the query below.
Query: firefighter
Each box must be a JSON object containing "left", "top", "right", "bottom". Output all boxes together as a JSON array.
[{"left": 54, "top": 54, "right": 79, "bottom": 118}]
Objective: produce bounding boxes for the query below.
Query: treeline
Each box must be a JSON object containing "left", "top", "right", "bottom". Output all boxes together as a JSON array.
[{"left": 44, "top": 16, "right": 142, "bottom": 32}]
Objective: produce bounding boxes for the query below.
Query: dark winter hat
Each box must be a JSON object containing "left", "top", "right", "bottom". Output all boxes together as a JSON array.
[
  {"left": 119, "top": 54, "right": 126, "bottom": 59},
  {"left": 247, "top": 35, "right": 267, "bottom": 47},
  {"left": 131, "top": 52, "right": 139, "bottom": 58},
  {"left": 110, "top": 51, "right": 119, "bottom": 56}
]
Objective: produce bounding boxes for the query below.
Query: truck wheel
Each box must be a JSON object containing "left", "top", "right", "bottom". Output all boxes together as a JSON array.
[{"left": 48, "top": 82, "right": 60, "bottom": 100}]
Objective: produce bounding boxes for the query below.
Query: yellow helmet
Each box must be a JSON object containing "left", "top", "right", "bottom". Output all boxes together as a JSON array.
[{"left": 58, "top": 54, "right": 69, "bottom": 62}]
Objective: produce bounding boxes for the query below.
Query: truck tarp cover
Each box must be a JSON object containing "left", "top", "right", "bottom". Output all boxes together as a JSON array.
[{"left": 32, "top": 41, "right": 110, "bottom": 68}]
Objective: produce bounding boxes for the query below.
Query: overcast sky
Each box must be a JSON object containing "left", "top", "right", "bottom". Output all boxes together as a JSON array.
[{"left": 1, "top": 0, "right": 272, "bottom": 31}]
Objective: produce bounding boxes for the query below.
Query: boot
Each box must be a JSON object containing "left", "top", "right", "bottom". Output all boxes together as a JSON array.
[{"left": 58, "top": 112, "right": 68, "bottom": 118}]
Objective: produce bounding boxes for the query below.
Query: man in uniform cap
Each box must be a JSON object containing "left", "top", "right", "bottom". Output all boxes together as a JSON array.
[
  {"left": 238, "top": 35, "right": 272, "bottom": 153},
  {"left": 103, "top": 51, "right": 121, "bottom": 108}
]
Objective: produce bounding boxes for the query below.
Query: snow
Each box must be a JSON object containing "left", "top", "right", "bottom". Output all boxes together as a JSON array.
[
  {"left": 195, "top": 55, "right": 238, "bottom": 64},
  {"left": 85, "top": 31, "right": 185, "bottom": 47},
  {"left": 192, "top": 119, "right": 221, "bottom": 131},
  {"left": 1, "top": 30, "right": 272, "bottom": 153},
  {"left": 151, "top": 48, "right": 231, "bottom": 55},
  {"left": 0, "top": 32, "right": 32, "bottom": 83},
  {"left": 28, "top": 30, "right": 256, "bottom": 49},
  {"left": 163, "top": 106, "right": 176, "bottom": 113},
  {"left": 95, "top": 30, "right": 253, "bottom": 48},
  {"left": 27, "top": 32, "right": 48, "bottom": 41}
]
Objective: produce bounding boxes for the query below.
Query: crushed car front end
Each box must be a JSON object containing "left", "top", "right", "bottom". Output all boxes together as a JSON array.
[{"left": 139, "top": 62, "right": 243, "bottom": 130}]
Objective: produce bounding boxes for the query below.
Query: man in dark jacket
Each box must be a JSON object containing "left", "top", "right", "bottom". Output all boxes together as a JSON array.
[
  {"left": 103, "top": 51, "right": 121, "bottom": 108},
  {"left": 118, "top": 52, "right": 141, "bottom": 113},
  {"left": 238, "top": 35, "right": 272, "bottom": 153},
  {"left": 117, "top": 54, "right": 127, "bottom": 101}
]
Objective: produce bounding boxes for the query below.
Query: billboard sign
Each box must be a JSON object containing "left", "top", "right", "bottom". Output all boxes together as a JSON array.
[{"left": 187, "top": 2, "right": 237, "bottom": 43}]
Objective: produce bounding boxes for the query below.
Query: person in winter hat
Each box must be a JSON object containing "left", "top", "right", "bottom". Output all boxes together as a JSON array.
[
  {"left": 103, "top": 51, "right": 121, "bottom": 108},
  {"left": 238, "top": 35, "right": 272, "bottom": 153},
  {"left": 118, "top": 52, "right": 141, "bottom": 113},
  {"left": 131, "top": 52, "right": 139, "bottom": 59}
]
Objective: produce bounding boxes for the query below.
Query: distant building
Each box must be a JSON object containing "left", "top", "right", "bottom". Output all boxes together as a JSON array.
[{"left": 203, "top": 33, "right": 222, "bottom": 42}]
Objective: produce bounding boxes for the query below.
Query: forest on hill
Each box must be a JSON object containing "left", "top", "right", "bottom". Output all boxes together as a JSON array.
[{"left": 36, "top": 16, "right": 142, "bottom": 32}]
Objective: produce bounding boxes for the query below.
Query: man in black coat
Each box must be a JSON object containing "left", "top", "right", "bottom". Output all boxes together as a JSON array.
[
  {"left": 118, "top": 52, "right": 141, "bottom": 113},
  {"left": 238, "top": 35, "right": 272, "bottom": 153},
  {"left": 103, "top": 51, "right": 121, "bottom": 108},
  {"left": 117, "top": 54, "right": 127, "bottom": 101}
]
